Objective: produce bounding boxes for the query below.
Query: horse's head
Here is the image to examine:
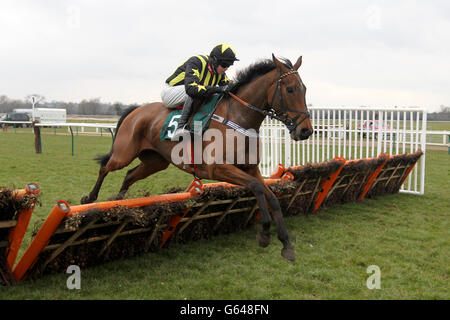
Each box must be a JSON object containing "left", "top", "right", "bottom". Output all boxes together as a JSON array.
[{"left": 267, "top": 54, "right": 313, "bottom": 141}]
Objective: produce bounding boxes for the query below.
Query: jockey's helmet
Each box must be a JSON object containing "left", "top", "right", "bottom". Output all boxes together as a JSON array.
[{"left": 210, "top": 43, "right": 239, "bottom": 69}]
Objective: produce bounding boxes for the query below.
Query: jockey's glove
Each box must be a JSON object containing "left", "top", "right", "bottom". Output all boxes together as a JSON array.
[{"left": 212, "top": 85, "right": 231, "bottom": 94}]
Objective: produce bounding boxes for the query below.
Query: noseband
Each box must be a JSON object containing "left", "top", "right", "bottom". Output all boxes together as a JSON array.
[{"left": 228, "top": 69, "right": 310, "bottom": 133}]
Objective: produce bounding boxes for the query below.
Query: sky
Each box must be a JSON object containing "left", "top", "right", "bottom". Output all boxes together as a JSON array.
[{"left": 0, "top": 0, "right": 449, "bottom": 112}]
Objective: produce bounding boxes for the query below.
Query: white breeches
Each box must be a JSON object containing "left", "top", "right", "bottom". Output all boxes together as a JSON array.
[{"left": 160, "top": 83, "right": 188, "bottom": 108}]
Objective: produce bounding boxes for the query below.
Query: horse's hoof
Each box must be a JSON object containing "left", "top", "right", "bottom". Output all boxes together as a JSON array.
[
  {"left": 80, "top": 196, "right": 91, "bottom": 204},
  {"left": 257, "top": 231, "right": 271, "bottom": 248},
  {"left": 281, "top": 247, "right": 296, "bottom": 262}
]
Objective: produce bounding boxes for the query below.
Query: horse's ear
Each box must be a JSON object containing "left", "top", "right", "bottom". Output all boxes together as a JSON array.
[
  {"left": 272, "top": 53, "right": 284, "bottom": 70},
  {"left": 293, "top": 56, "right": 302, "bottom": 70}
]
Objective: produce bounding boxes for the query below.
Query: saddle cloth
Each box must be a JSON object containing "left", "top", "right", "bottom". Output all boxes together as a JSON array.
[{"left": 160, "top": 94, "right": 221, "bottom": 141}]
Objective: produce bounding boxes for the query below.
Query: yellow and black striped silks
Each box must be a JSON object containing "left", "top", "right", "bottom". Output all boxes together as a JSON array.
[{"left": 165, "top": 54, "right": 230, "bottom": 98}]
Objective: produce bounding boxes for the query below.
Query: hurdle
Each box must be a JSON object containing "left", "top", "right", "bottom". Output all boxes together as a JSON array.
[
  {"left": 0, "top": 183, "right": 40, "bottom": 285},
  {"left": 9, "top": 151, "right": 422, "bottom": 282}
]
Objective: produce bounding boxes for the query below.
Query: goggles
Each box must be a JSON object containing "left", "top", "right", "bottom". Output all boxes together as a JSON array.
[{"left": 218, "top": 60, "right": 233, "bottom": 68}]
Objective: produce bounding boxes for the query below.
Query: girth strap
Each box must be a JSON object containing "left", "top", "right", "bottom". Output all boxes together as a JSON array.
[{"left": 210, "top": 114, "right": 259, "bottom": 138}]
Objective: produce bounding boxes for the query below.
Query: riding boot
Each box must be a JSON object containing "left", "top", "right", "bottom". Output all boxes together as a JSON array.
[{"left": 172, "top": 96, "right": 194, "bottom": 140}]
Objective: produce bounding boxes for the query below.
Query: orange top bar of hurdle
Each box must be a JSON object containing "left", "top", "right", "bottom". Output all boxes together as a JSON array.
[
  {"left": 201, "top": 179, "right": 281, "bottom": 190},
  {"left": 68, "top": 192, "right": 194, "bottom": 216},
  {"left": 68, "top": 179, "right": 282, "bottom": 216}
]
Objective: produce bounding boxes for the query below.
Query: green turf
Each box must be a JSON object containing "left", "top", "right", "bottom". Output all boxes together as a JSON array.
[
  {"left": 0, "top": 131, "right": 448, "bottom": 299},
  {"left": 426, "top": 121, "right": 450, "bottom": 131}
]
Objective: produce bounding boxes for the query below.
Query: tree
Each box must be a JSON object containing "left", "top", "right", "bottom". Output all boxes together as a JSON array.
[
  {"left": 111, "top": 102, "right": 124, "bottom": 115},
  {"left": 439, "top": 105, "right": 450, "bottom": 114},
  {"left": 78, "top": 98, "right": 102, "bottom": 115},
  {"left": 25, "top": 94, "right": 46, "bottom": 106}
]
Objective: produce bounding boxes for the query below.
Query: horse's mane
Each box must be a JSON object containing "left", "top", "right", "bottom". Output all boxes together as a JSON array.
[{"left": 230, "top": 57, "right": 293, "bottom": 93}]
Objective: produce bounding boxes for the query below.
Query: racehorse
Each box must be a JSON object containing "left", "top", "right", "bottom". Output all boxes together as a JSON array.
[{"left": 81, "top": 54, "right": 313, "bottom": 261}]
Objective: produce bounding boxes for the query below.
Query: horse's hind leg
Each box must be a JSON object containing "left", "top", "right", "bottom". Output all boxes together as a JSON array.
[
  {"left": 81, "top": 155, "right": 131, "bottom": 204},
  {"left": 81, "top": 146, "right": 139, "bottom": 204},
  {"left": 115, "top": 151, "right": 169, "bottom": 200}
]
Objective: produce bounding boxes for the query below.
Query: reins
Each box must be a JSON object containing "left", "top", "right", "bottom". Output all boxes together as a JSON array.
[{"left": 227, "top": 69, "right": 310, "bottom": 133}]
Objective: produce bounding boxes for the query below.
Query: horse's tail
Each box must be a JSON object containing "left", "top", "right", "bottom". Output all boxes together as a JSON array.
[{"left": 94, "top": 105, "right": 140, "bottom": 167}]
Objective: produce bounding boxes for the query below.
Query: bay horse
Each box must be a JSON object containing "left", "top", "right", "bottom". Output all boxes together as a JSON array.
[{"left": 81, "top": 54, "right": 313, "bottom": 261}]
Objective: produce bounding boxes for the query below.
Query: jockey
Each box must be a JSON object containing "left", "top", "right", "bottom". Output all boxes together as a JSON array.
[{"left": 161, "top": 43, "right": 239, "bottom": 140}]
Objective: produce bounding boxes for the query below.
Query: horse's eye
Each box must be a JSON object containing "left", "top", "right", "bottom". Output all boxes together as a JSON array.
[{"left": 286, "top": 87, "right": 294, "bottom": 93}]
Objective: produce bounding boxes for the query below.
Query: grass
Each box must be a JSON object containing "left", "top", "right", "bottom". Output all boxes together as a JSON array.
[
  {"left": 427, "top": 121, "right": 450, "bottom": 131},
  {"left": 0, "top": 131, "right": 449, "bottom": 299}
]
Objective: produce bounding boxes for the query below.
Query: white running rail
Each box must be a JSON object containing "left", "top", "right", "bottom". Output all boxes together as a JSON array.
[{"left": 259, "top": 106, "right": 428, "bottom": 195}]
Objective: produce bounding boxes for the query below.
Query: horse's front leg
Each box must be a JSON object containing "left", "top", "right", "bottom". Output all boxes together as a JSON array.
[
  {"left": 247, "top": 166, "right": 295, "bottom": 262},
  {"left": 208, "top": 164, "right": 294, "bottom": 262}
]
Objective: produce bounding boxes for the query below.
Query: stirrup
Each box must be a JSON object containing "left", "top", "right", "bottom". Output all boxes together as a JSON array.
[{"left": 171, "top": 125, "right": 190, "bottom": 141}]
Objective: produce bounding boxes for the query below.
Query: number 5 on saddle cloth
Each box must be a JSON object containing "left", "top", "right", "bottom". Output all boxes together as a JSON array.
[{"left": 160, "top": 94, "right": 222, "bottom": 141}]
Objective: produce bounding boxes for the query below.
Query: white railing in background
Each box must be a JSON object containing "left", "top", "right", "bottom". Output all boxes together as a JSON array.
[
  {"left": 0, "top": 120, "right": 32, "bottom": 127},
  {"left": 0, "top": 121, "right": 116, "bottom": 135},
  {"left": 258, "top": 107, "right": 428, "bottom": 195},
  {"left": 425, "top": 130, "right": 449, "bottom": 146}
]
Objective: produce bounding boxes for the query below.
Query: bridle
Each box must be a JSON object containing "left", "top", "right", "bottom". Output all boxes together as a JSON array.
[{"left": 228, "top": 69, "right": 310, "bottom": 133}]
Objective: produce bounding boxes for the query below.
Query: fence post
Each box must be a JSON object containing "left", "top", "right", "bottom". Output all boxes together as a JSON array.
[
  {"left": 32, "top": 121, "right": 42, "bottom": 154},
  {"left": 377, "top": 111, "right": 383, "bottom": 155},
  {"left": 448, "top": 133, "right": 450, "bottom": 155},
  {"left": 69, "top": 126, "right": 74, "bottom": 156},
  {"left": 285, "top": 127, "right": 291, "bottom": 167},
  {"left": 420, "top": 111, "right": 427, "bottom": 195}
]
